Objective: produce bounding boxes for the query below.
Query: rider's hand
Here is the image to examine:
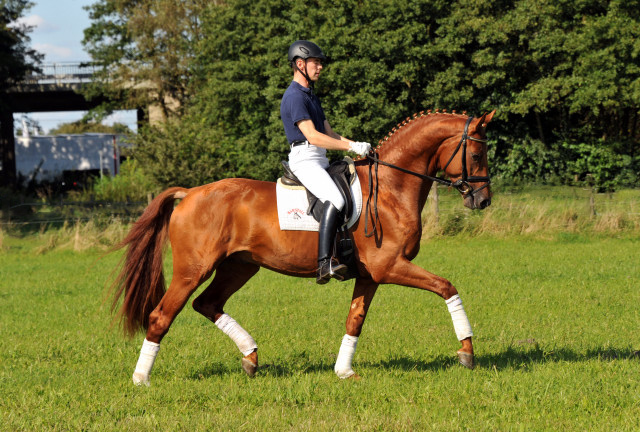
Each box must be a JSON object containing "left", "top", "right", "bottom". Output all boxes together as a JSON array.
[{"left": 349, "top": 141, "right": 372, "bottom": 157}]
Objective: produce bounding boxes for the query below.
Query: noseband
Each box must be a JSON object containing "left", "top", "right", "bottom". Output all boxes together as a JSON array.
[{"left": 363, "top": 116, "right": 490, "bottom": 237}]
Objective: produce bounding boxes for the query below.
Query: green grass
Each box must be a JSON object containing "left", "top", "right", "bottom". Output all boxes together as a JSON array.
[
  {"left": 422, "top": 185, "right": 640, "bottom": 237},
  {"left": 1, "top": 233, "right": 639, "bottom": 431}
]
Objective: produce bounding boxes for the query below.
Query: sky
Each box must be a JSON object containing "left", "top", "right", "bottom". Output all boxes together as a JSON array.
[{"left": 13, "top": 0, "right": 137, "bottom": 134}]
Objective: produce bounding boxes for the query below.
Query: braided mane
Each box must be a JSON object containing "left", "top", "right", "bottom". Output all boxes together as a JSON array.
[
  {"left": 353, "top": 109, "right": 469, "bottom": 161},
  {"left": 378, "top": 109, "right": 468, "bottom": 146}
]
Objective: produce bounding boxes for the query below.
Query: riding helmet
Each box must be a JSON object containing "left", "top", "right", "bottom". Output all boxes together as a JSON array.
[{"left": 288, "top": 40, "right": 326, "bottom": 64}]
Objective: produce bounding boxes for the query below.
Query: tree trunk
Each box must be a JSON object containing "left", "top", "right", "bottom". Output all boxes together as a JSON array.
[{"left": 0, "top": 109, "right": 17, "bottom": 187}]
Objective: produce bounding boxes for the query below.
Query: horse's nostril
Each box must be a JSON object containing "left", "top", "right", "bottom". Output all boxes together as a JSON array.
[{"left": 478, "top": 198, "right": 491, "bottom": 209}]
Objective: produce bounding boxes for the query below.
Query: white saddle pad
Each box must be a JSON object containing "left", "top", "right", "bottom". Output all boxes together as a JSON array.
[{"left": 276, "top": 175, "right": 363, "bottom": 231}]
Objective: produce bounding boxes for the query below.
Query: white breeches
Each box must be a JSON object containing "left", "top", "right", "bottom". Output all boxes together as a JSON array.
[{"left": 289, "top": 158, "right": 345, "bottom": 211}]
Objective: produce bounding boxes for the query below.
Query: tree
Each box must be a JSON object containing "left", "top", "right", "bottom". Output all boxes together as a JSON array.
[
  {"left": 0, "top": 0, "right": 41, "bottom": 97},
  {"left": 82, "top": 0, "right": 208, "bottom": 121},
  {"left": 134, "top": 0, "right": 452, "bottom": 186},
  {"left": 426, "top": 0, "right": 640, "bottom": 187},
  {"left": 49, "top": 120, "right": 132, "bottom": 135},
  {"left": 89, "top": 0, "right": 639, "bottom": 188},
  {"left": 1, "top": 0, "right": 42, "bottom": 186}
]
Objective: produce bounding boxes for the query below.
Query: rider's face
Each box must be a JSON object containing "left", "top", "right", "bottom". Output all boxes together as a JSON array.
[{"left": 304, "top": 57, "right": 323, "bottom": 81}]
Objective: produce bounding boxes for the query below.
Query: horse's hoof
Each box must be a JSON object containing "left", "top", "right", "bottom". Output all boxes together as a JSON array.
[
  {"left": 242, "top": 357, "right": 258, "bottom": 377},
  {"left": 457, "top": 351, "right": 475, "bottom": 370},
  {"left": 347, "top": 373, "right": 361, "bottom": 381},
  {"left": 336, "top": 369, "right": 361, "bottom": 380},
  {"left": 132, "top": 372, "right": 150, "bottom": 386}
]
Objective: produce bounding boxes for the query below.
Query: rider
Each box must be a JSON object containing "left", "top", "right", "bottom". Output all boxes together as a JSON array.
[{"left": 281, "top": 40, "right": 371, "bottom": 284}]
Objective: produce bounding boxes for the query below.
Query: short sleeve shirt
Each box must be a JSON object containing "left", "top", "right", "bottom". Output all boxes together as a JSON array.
[{"left": 280, "top": 81, "right": 326, "bottom": 143}]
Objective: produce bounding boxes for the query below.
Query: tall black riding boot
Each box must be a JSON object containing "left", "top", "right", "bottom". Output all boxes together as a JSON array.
[{"left": 316, "top": 200, "right": 348, "bottom": 284}]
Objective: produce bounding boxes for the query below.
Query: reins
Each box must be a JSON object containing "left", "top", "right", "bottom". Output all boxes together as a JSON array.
[{"left": 363, "top": 116, "right": 490, "bottom": 238}]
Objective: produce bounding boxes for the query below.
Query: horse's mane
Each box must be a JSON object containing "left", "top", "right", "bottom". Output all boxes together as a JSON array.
[
  {"left": 378, "top": 109, "right": 469, "bottom": 147},
  {"left": 351, "top": 109, "right": 470, "bottom": 161}
]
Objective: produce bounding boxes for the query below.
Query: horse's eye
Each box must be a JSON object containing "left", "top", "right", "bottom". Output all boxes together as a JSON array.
[{"left": 471, "top": 152, "right": 482, "bottom": 162}]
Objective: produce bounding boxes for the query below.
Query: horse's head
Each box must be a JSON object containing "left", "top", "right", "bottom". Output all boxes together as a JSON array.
[{"left": 439, "top": 111, "right": 495, "bottom": 210}]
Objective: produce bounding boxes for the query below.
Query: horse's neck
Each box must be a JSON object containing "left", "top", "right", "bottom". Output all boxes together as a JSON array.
[
  {"left": 374, "top": 115, "right": 458, "bottom": 213},
  {"left": 377, "top": 115, "right": 452, "bottom": 175},
  {"left": 377, "top": 114, "right": 462, "bottom": 182}
]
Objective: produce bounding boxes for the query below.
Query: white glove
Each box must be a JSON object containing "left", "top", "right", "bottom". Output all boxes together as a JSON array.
[{"left": 349, "top": 141, "right": 371, "bottom": 157}]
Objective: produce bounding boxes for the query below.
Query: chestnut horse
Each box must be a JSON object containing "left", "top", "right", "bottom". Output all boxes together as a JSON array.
[{"left": 112, "top": 110, "right": 495, "bottom": 385}]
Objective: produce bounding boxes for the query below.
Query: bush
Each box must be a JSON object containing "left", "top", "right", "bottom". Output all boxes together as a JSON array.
[{"left": 70, "top": 159, "right": 158, "bottom": 202}]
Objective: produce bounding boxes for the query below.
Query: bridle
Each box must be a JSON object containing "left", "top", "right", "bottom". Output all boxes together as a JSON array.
[{"left": 363, "top": 116, "right": 490, "bottom": 237}]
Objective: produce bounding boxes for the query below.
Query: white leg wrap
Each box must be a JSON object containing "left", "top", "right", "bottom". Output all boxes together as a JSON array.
[
  {"left": 215, "top": 313, "right": 257, "bottom": 356},
  {"left": 446, "top": 295, "right": 473, "bottom": 340},
  {"left": 334, "top": 334, "right": 358, "bottom": 379},
  {"left": 132, "top": 338, "right": 160, "bottom": 386}
]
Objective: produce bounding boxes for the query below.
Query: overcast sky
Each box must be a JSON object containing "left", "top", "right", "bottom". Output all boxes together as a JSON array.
[{"left": 13, "top": 0, "right": 137, "bottom": 134}]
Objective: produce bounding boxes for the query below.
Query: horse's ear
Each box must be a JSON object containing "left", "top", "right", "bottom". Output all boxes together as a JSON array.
[{"left": 475, "top": 110, "right": 496, "bottom": 131}]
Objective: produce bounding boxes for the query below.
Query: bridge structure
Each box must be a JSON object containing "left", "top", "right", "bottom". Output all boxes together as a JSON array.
[{"left": 1, "top": 62, "right": 138, "bottom": 186}]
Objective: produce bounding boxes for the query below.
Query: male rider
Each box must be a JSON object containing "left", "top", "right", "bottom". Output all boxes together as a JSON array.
[{"left": 280, "top": 40, "right": 371, "bottom": 284}]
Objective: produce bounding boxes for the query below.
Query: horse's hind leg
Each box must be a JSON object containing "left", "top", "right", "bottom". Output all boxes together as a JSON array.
[
  {"left": 191, "top": 256, "right": 261, "bottom": 377},
  {"left": 132, "top": 272, "right": 205, "bottom": 386}
]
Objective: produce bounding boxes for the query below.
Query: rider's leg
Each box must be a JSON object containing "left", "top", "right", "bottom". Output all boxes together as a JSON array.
[
  {"left": 290, "top": 161, "right": 347, "bottom": 284},
  {"left": 316, "top": 199, "right": 348, "bottom": 284}
]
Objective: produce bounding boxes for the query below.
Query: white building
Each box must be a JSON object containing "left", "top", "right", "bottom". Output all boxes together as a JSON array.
[{"left": 14, "top": 133, "right": 130, "bottom": 186}]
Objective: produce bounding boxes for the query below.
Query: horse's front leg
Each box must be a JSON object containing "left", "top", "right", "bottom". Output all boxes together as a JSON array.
[
  {"left": 370, "top": 259, "right": 474, "bottom": 369},
  {"left": 335, "top": 277, "right": 379, "bottom": 379}
]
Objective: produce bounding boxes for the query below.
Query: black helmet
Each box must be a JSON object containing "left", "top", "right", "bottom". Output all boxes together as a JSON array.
[{"left": 288, "top": 40, "right": 326, "bottom": 64}]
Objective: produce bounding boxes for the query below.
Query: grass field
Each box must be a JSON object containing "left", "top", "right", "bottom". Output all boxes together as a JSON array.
[{"left": 1, "top": 230, "right": 639, "bottom": 431}]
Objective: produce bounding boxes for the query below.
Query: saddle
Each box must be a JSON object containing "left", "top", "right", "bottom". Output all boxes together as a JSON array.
[
  {"left": 279, "top": 157, "right": 358, "bottom": 281},
  {"left": 279, "top": 158, "right": 356, "bottom": 226}
]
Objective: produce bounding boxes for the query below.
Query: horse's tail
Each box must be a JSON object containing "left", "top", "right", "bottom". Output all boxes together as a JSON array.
[{"left": 111, "top": 187, "right": 188, "bottom": 337}]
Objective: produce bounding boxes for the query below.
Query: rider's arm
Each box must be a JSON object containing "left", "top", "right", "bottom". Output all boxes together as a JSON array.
[
  {"left": 323, "top": 120, "right": 351, "bottom": 142},
  {"left": 297, "top": 119, "right": 351, "bottom": 151}
]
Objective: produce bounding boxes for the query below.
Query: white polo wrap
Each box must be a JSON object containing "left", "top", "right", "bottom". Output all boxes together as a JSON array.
[
  {"left": 334, "top": 334, "right": 359, "bottom": 379},
  {"left": 446, "top": 294, "right": 473, "bottom": 340},
  {"left": 215, "top": 313, "right": 258, "bottom": 356},
  {"left": 132, "top": 338, "right": 160, "bottom": 386}
]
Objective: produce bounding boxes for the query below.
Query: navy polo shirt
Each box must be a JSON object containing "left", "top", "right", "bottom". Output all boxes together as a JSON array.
[{"left": 280, "top": 81, "right": 326, "bottom": 143}]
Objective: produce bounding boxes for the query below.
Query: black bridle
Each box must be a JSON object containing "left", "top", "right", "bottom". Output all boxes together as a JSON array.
[{"left": 363, "top": 116, "right": 490, "bottom": 237}]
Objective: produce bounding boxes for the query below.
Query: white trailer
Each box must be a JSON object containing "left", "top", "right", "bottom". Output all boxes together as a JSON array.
[{"left": 14, "top": 133, "right": 129, "bottom": 186}]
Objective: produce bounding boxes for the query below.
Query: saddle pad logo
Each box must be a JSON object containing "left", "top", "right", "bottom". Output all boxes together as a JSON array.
[{"left": 288, "top": 208, "right": 305, "bottom": 220}]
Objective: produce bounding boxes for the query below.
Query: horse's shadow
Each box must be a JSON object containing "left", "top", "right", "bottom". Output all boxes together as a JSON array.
[
  {"left": 188, "top": 346, "right": 640, "bottom": 379},
  {"left": 367, "top": 345, "right": 640, "bottom": 373}
]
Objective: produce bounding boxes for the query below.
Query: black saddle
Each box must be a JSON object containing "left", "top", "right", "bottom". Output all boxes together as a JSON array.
[
  {"left": 280, "top": 158, "right": 355, "bottom": 226},
  {"left": 280, "top": 158, "right": 359, "bottom": 281}
]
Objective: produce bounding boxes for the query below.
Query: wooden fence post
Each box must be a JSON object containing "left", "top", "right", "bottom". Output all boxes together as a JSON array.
[{"left": 430, "top": 182, "right": 440, "bottom": 224}]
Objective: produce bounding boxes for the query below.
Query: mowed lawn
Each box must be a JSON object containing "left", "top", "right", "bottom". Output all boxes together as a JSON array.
[{"left": 0, "top": 233, "right": 639, "bottom": 431}]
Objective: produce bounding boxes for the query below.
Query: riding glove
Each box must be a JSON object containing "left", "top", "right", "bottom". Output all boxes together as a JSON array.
[{"left": 349, "top": 141, "right": 372, "bottom": 157}]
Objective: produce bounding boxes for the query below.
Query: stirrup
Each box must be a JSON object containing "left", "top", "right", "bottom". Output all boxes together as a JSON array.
[{"left": 316, "top": 258, "right": 348, "bottom": 284}]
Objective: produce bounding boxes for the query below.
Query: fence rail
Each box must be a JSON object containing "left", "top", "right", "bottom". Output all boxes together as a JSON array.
[
  {"left": 20, "top": 62, "right": 98, "bottom": 85},
  {"left": 1, "top": 187, "right": 638, "bottom": 234},
  {"left": 0, "top": 200, "right": 147, "bottom": 227}
]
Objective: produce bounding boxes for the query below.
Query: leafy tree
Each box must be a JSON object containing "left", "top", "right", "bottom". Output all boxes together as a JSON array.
[
  {"left": 82, "top": 0, "right": 208, "bottom": 120},
  {"left": 87, "top": 0, "right": 639, "bottom": 189},
  {"left": 49, "top": 120, "right": 132, "bottom": 135},
  {"left": 134, "top": 0, "right": 452, "bottom": 186},
  {"left": 428, "top": 0, "right": 640, "bottom": 188},
  {"left": 1, "top": 0, "right": 42, "bottom": 185},
  {"left": 0, "top": 0, "right": 41, "bottom": 98}
]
